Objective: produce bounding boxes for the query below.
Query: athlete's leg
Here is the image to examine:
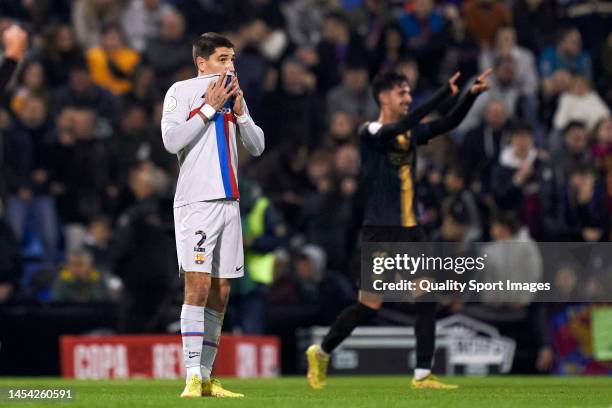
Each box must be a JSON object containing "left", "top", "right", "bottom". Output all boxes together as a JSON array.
[
  {"left": 182, "top": 272, "right": 211, "bottom": 383},
  {"left": 200, "top": 277, "right": 230, "bottom": 380},
  {"left": 320, "top": 290, "right": 382, "bottom": 354},
  {"left": 198, "top": 201, "right": 243, "bottom": 397},
  {"left": 307, "top": 290, "right": 381, "bottom": 389},
  {"left": 414, "top": 302, "right": 436, "bottom": 377}
]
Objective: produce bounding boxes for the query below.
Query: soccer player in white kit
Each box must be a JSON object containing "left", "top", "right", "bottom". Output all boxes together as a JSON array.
[{"left": 161, "top": 32, "right": 264, "bottom": 398}]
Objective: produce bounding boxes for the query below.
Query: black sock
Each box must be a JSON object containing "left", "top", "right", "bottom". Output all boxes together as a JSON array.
[
  {"left": 321, "top": 303, "right": 378, "bottom": 354},
  {"left": 415, "top": 302, "right": 437, "bottom": 369}
]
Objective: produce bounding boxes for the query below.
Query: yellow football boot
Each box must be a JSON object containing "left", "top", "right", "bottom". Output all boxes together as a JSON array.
[
  {"left": 306, "top": 344, "right": 330, "bottom": 389},
  {"left": 202, "top": 378, "right": 244, "bottom": 398},
  {"left": 180, "top": 374, "right": 202, "bottom": 398},
  {"left": 411, "top": 374, "right": 458, "bottom": 389}
]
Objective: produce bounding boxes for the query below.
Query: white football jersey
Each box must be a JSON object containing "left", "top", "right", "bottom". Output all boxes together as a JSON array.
[{"left": 161, "top": 73, "right": 265, "bottom": 207}]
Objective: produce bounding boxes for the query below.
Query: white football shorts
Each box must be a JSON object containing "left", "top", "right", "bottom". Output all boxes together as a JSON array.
[{"left": 173, "top": 200, "right": 244, "bottom": 278}]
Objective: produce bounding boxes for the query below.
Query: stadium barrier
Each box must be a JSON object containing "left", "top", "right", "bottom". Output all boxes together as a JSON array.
[{"left": 60, "top": 334, "right": 280, "bottom": 379}]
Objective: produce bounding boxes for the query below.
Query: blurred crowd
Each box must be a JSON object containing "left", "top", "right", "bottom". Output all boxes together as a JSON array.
[{"left": 0, "top": 0, "right": 611, "bottom": 369}]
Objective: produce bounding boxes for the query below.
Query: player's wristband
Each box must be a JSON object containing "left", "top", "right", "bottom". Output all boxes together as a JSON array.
[
  {"left": 235, "top": 112, "right": 249, "bottom": 124},
  {"left": 200, "top": 104, "right": 217, "bottom": 121}
]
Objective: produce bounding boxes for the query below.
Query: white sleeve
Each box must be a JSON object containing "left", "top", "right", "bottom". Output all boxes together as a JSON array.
[
  {"left": 161, "top": 84, "right": 208, "bottom": 154},
  {"left": 236, "top": 101, "right": 265, "bottom": 157}
]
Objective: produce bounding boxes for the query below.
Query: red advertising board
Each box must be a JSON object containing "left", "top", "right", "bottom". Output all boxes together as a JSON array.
[{"left": 60, "top": 334, "right": 280, "bottom": 379}]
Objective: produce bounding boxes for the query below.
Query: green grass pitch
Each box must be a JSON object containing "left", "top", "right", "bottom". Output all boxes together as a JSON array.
[{"left": 1, "top": 376, "right": 611, "bottom": 408}]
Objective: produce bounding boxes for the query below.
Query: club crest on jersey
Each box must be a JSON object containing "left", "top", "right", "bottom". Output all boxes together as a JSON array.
[{"left": 194, "top": 231, "right": 207, "bottom": 264}]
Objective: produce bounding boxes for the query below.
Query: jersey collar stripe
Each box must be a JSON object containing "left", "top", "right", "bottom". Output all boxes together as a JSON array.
[
  {"left": 223, "top": 112, "right": 240, "bottom": 198},
  {"left": 214, "top": 113, "right": 234, "bottom": 198}
]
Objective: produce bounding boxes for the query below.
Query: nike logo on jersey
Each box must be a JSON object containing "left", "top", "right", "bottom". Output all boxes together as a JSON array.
[{"left": 235, "top": 265, "right": 243, "bottom": 272}]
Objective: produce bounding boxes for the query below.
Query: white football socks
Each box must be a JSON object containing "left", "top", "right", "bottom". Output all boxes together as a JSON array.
[
  {"left": 181, "top": 304, "right": 205, "bottom": 382},
  {"left": 414, "top": 368, "right": 431, "bottom": 380},
  {"left": 200, "top": 308, "right": 224, "bottom": 380}
]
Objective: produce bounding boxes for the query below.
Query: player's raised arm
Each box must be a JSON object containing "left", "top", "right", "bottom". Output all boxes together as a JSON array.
[
  {"left": 161, "top": 73, "right": 236, "bottom": 154},
  {"left": 414, "top": 68, "right": 492, "bottom": 145},
  {"left": 375, "top": 72, "right": 461, "bottom": 143},
  {"left": 232, "top": 83, "right": 265, "bottom": 157}
]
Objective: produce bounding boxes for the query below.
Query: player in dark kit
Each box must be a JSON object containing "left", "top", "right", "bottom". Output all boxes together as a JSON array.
[{"left": 306, "top": 68, "right": 492, "bottom": 390}]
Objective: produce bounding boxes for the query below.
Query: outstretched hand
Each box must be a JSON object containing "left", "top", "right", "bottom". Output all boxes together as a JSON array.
[
  {"left": 470, "top": 68, "right": 492, "bottom": 94},
  {"left": 448, "top": 72, "right": 461, "bottom": 96}
]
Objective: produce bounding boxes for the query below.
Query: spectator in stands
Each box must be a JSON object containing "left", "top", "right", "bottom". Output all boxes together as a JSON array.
[
  {"left": 479, "top": 26, "right": 539, "bottom": 99},
  {"left": 348, "top": 0, "right": 395, "bottom": 55},
  {"left": 83, "top": 215, "right": 113, "bottom": 275},
  {"left": 603, "top": 32, "right": 612, "bottom": 104},
  {"left": 50, "top": 248, "right": 110, "bottom": 303},
  {"left": 512, "top": 0, "right": 558, "bottom": 55},
  {"left": 482, "top": 210, "right": 543, "bottom": 301},
  {"left": 261, "top": 58, "right": 323, "bottom": 149},
  {"left": 301, "top": 148, "right": 357, "bottom": 271},
  {"left": 395, "top": 58, "right": 434, "bottom": 108},
  {"left": 0, "top": 24, "right": 28, "bottom": 97},
  {"left": 562, "top": 0, "right": 612, "bottom": 58},
  {"left": 0, "top": 212, "right": 22, "bottom": 303},
  {"left": 399, "top": 0, "right": 450, "bottom": 86},
  {"left": 268, "top": 244, "right": 353, "bottom": 320},
  {"left": 238, "top": 17, "right": 289, "bottom": 64},
  {"left": 323, "top": 111, "right": 357, "bottom": 149},
  {"left": 459, "top": 55, "right": 535, "bottom": 134},
  {"left": 112, "top": 162, "right": 176, "bottom": 332},
  {"left": 474, "top": 211, "right": 553, "bottom": 373},
  {"left": 231, "top": 177, "right": 286, "bottom": 334},
  {"left": 591, "top": 117, "right": 612, "bottom": 211},
  {"left": 53, "top": 63, "right": 121, "bottom": 125},
  {"left": 562, "top": 164, "right": 608, "bottom": 242},
  {"left": 540, "top": 28, "right": 592, "bottom": 80},
  {"left": 144, "top": 7, "right": 193, "bottom": 92},
  {"left": 553, "top": 75, "right": 610, "bottom": 132},
  {"left": 121, "top": 0, "right": 174, "bottom": 52},
  {"left": 50, "top": 106, "right": 119, "bottom": 249},
  {"left": 123, "top": 64, "right": 159, "bottom": 113},
  {"left": 437, "top": 2, "right": 481, "bottom": 86},
  {"left": 461, "top": 99, "right": 509, "bottom": 192},
  {"left": 112, "top": 104, "right": 152, "bottom": 178},
  {"left": 491, "top": 122, "right": 557, "bottom": 240},
  {"left": 40, "top": 24, "right": 84, "bottom": 87},
  {"left": 72, "top": 0, "right": 123, "bottom": 49},
  {"left": 463, "top": 0, "right": 512, "bottom": 49},
  {"left": 233, "top": 18, "right": 270, "bottom": 118},
  {"left": 282, "top": 0, "right": 327, "bottom": 47},
  {"left": 315, "top": 12, "right": 368, "bottom": 94},
  {"left": 4, "top": 95, "right": 59, "bottom": 269},
  {"left": 373, "top": 27, "right": 402, "bottom": 73},
  {"left": 86, "top": 23, "right": 140, "bottom": 95},
  {"left": 553, "top": 121, "right": 591, "bottom": 187},
  {"left": 326, "top": 61, "right": 378, "bottom": 123},
  {"left": 250, "top": 142, "right": 312, "bottom": 232},
  {"left": 442, "top": 166, "right": 483, "bottom": 242},
  {"left": 10, "top": 60, "right": 49, "bottom": 114}
]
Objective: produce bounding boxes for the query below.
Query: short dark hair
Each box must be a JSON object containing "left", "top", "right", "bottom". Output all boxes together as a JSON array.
[
  {"left": 558, "top": 26, "right": 579, "bottom": 43},
  {"left": 192, "top": 32, "right": 234, "bottom": 65},
  {"left": 563, "top": 120, "right": 586, "bottom": 135},
  {"left": 372, "top": 71, "right": 408, "bottom": 106},
  {"left": 509, "top": 120, "right": 533, "bottom": 136},
  {"left": 491, "top": 210, "right": 522, "bottom": 234}
]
